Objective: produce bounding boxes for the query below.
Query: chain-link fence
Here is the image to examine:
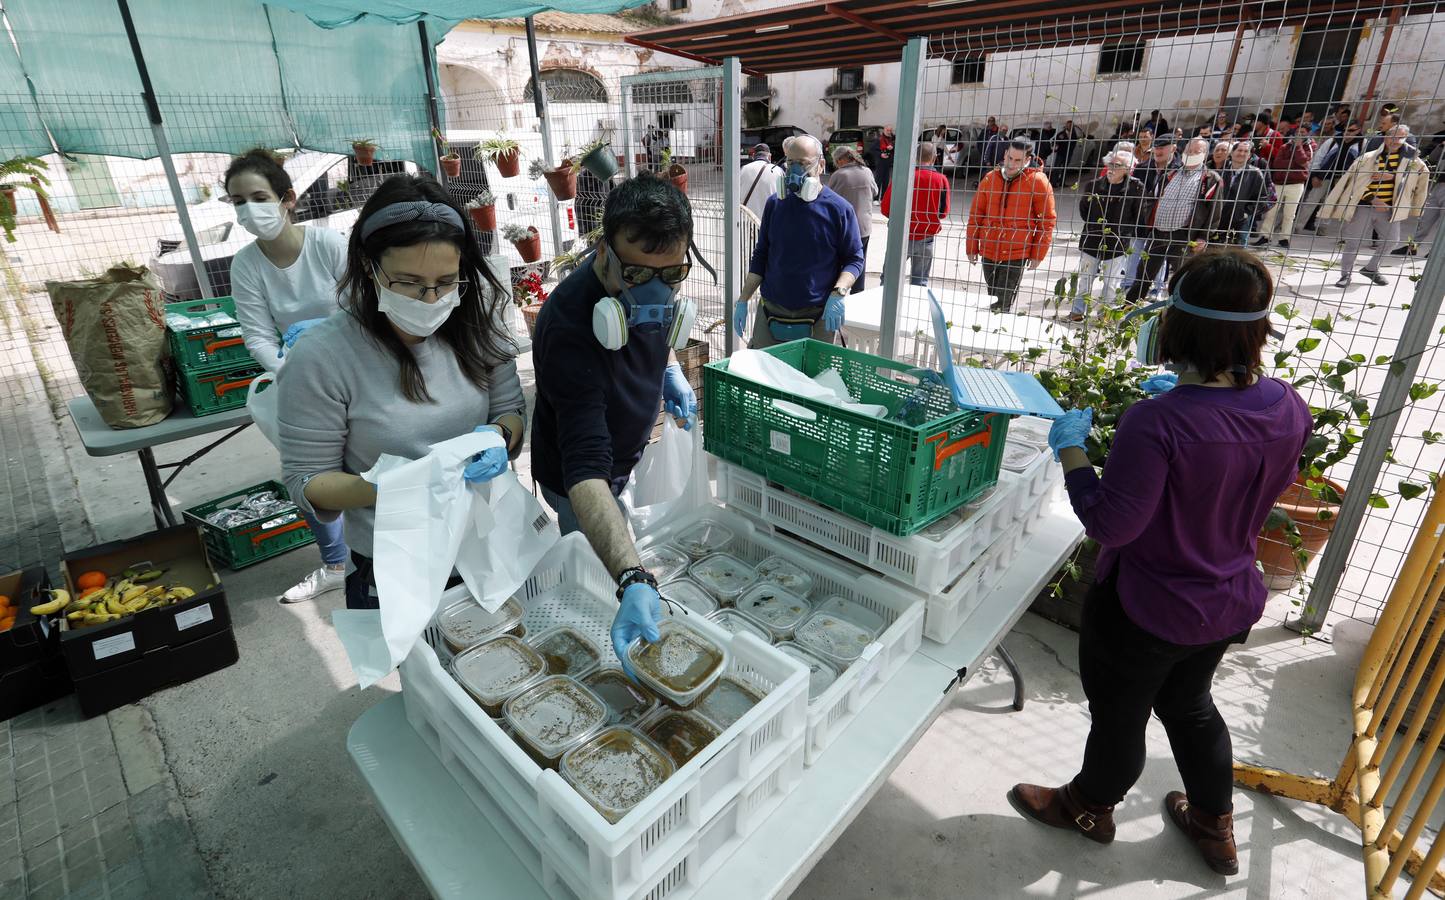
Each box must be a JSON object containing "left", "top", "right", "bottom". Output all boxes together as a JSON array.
[{"left": 889, "top": 10, "right": 1445, "bottom": 626}]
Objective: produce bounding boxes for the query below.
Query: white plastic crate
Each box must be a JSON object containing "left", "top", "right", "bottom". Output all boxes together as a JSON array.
[
  {"left": 638, "top": 505, "right": 926, "bottom": 765},
  {"left": 921, "top": 514, "right": 1032, "bottom": 643},
  {"left": 719, "top": 461, "right": 1026, "bottom": 595},
  {"left": 398, "top": 532, "right": 809, "bottom": 900},
  {"left": 1005, "top": 439, "right": 1055, "bottom": 501}
]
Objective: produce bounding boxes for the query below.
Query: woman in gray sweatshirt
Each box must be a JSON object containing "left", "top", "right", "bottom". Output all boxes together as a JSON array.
[{"left": 277, "top": 175, "right": 526, "bottom": 609}]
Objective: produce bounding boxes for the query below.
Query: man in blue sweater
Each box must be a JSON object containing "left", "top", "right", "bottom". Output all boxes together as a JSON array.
[{"left": 734, "top": 134, "right": 865, "bottom": 347}]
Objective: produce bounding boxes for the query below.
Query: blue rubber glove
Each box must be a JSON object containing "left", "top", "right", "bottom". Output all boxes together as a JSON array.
[
  {"left": 1048, "top": 408, "right": 1093, "bottom": 461},
  {"left": 662, "top": 364, "right": 697, "bottom": 431},
  {"left": 280, "top": 318, "right": 328, "bottom": 353},
  {"left": 1141, "top": 373, "right": 1179, "bottom": 394},
  {"left": 733, "top": 299, "right": 750, "bottom": 339},
  {"left": 823, "top": 291, "right": 845, "bottom": 332},
  {"left": 612, "top": 582, "right": 662, "bottom": 680},
  {"left": 463, "top": 446, "right": 508, "bottom": 483}
]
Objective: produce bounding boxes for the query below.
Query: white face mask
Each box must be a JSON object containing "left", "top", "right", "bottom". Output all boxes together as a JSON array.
[
  {"left": 375, "top": 278, "right": 461, "bottom": 338},
  {"left": 1182, "top": 151, "right": 1207, "bottom": 167},
  {"left": 234, "top": 201, "right": 287, "bottom": 240}
]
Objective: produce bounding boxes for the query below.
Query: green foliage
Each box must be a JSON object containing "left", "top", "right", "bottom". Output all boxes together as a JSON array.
[
  {"left": 473, "top": 133, "right": 521, "bottom": 162},
  {"left": 1, "top": 155, "right": 50, "bottom": 243}
]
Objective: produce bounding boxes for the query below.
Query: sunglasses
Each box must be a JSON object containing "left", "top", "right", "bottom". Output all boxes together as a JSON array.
[{"left": 608, "top": 242, "right": 693, "bottom": 286}]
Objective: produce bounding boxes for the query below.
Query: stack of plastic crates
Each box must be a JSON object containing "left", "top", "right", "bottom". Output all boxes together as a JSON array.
[{"left": 165, "top": 297, "right": 265, "bottom": 417}]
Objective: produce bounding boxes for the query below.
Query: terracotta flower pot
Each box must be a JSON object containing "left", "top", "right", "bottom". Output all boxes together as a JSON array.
[
  {"left": 667, "top": 163, "right": 689, "bottom": 195},
  {"left": 521, "top": 302, "right": 545, "bottom": 339},
  {"left": 468, "top": 205, "right": 496, "bottom": 231},
  {"left": 440, "top": 154, "right": 462, "bottom": 178},
  {"left": 494, "top": 149, "right": 521, "bottom": 178},
  {"left": 353, "top": 145, "right": 376, "bottom": 166},
  {"left": 543, "top": 166, "right": 578, "bottom": 201},
  {"left": 1256, "top": 474, "right": 1345, "bottom": 590},
  {"left": 512, "top": 227, "right": 542, "bottom": 263}
]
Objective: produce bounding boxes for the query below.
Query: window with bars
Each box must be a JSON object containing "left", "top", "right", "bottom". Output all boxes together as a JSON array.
[
  {"left": 951, "top": 57, "right": 985, "bottom": 85},
  {"left": 1098, "top": 41, "right": 1146, "bottom": 75}
]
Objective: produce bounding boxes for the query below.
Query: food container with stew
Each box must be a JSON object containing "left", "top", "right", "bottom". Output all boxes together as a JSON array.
[
  {"left": 705, "top": 608, "right": 774, "bottom": 644},
  {"left": 503, "top": 675, "right": 608, "bottom": 768},
  {"left": 640, "top": 709, "right": 720, "bottom": 767},
  {"left": 774, "top": 641, "right": 839, "bottom": 701},
  {"left": 792, "top": 609, "right": 875, "bottom": 670},
  {"left": 813, "top": 595, "right": 886, "bottom": 639},
  {"left": 672, "top": 521, "right": 736, "bottom": 559},
  {"left": 625, "top": 619, "right": 729, "bottom": 709},
  {"left": 450, "top": 634, "right": 548, "bottom": 716},
  {"left": 687, "top": 553, "right": 757, "bottom": 606},
  {"left": 582, "top": 668, "right": 659, "bottom": 726},
  {"left": 660, "top": 578, "right": 719, "bottom": 618},
  {"left": 694, "top": 675, "right": 763, "bottom": 731},
  {"left": 734, "top": 583, "right": 812, "bottom": 642},
  {"left": 528, "top": 626, "right": 602, "bottom": 678},
  {"left": 438, "top": 595, "right": 526, "bottom": 654},
  {"left": 560, "top": 726, "right": 675, "bottom": 824}
]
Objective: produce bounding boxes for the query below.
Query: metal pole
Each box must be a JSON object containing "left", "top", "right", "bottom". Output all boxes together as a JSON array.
[
  {"left": 1293, "top": 227, "right": 1445, "bottom": 638},
  {"left": 116, "top": 0, "right": 212, "bottom": 298},
  {"left": 620, "top": 80, "right": 636, "bottom": 180},
  {"left": 525, "top": 16, "right": 566, "bottom": 254},
  {"left": 416, "top": 21, "right": 443, "bottom": 177},
  {"left": 722, "top": 57, "right": 741, "bottom": 356},
  {"left": 1216, "top": 20, "right": 1248, "bottom": 117},
  {"left": 879, "top": 37, "right": 926, "bottom": 359}
]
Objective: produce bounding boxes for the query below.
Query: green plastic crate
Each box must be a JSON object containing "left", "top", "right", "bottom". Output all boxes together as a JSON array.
[
  {"left": 178, "top": 362, "right": 264, "bottom": 417},
  {"left": 166, "top": 297, "right": 257, "bottom": 371},
  {"left": 183, "top": 481, "right": 315, "bottom": 570},
  {"left": 703, "top": 339, "right": 1009, "bottom": 536}
]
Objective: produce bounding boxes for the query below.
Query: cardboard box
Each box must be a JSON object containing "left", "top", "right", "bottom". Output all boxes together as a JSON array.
[
  {"left": 72, "top": 626, "right": 238, "bottom": 718},
  {"left": 60, "top": 526, "right": 229, "bottom": 680},
  {"left": 0, "top": 653, "right": 72, "bottom": 721},
  {"left": 0, "top": 567, "right": 57, "bottom": 671}
]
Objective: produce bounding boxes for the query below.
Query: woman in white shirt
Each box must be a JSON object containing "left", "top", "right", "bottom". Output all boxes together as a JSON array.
[{"left": 225, "top": 148, "right": 349, "bottom": 604}]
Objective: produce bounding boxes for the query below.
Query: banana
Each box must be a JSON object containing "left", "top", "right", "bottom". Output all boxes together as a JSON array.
[
  {"left": 132, "top": 569, "right": 164, "bottom": 583},
  {"left": 82, "top": 612, "right": 116, "bottom": 626},
  {"left": 66, "top": 609, "right": 89, "bottom": 622},
  {"left": 119, "top": 586, "right": 148, "bottom": 604},
  {"left": 124, "top": 598, "right": 150, "bottom": 613},
  {"left": 29, "top": 589, "right": 70, "bottom": 616},
  {"left": 63, "top": 595, "right": 91, "bottom": 613},
  {"left": 168, "top": 586, "right": 197, "bottom": 601},
  {"left": 113, "top": 579, "right": 135, "bottom": 596},
  {"left": 143, "top": 585, "right": 166, "bottom": 600},
  {"left": 105, "top": 596, "right": 129, "bottom": 616}
]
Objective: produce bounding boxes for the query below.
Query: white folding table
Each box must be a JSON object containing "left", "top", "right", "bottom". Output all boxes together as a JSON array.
[
  {"left": 66, "top": 396, "right": 253, "bottom": 530},
  {"left": 347, "top": 510, "right": 1084, "bottom": 899}
]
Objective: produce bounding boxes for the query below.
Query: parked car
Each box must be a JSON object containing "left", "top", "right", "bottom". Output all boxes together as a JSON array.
[
  {"left": 918, "top": 125, "right": 979, "bottom": 173},
  {"left": 824, "top": 126, "right": 882, "bottom": 169},
  {"left": 740, "top": 125, "right": 810, "bottom": 164}
]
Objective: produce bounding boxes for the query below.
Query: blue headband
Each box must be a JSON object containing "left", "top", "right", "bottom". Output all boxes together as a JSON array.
[
  {"left": 359, "top": 201, "right": 465, "bottom": 241},
  {"left": 1122, "top": 280, "right": 1272, "bottom": 324}
]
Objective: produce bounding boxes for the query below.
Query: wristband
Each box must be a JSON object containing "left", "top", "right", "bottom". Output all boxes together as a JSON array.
[{"left": 615, "top": 566, "right": 657, "bottom": 599}]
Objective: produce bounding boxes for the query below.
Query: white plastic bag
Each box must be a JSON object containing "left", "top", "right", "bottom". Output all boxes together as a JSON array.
[
  {"left": 245, "top": 372, "right": 280, "bottom": 448},
  {"left": 623, "top": 418, "right": 701, "bottom": 536},
  {"left": 332, "top": 429, "right": 558, "bottom": 688}
]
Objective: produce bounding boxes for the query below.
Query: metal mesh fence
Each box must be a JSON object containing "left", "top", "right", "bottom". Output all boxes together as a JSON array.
[{"left": 900, "top": 10, "right": 1445, "bottom": 626}]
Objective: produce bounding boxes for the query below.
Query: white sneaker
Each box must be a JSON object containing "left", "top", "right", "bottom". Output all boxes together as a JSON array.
[{"left": 281, "top": 566, "right": 345, "bottom": 604}]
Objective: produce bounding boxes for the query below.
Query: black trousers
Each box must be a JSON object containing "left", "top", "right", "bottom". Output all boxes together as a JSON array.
[
  {"left": 853, "top": 235, "right": 869, "bottom": 294},
  {"left": 1125, "top": 229, "right": 1191, "bottom": 304},
  {"left": 982, "top": 258, "right": 1027, "bottom": 310},
  {"left": 345, "top": 551, "right": 464, "bottom": 610},
  {"left": 1073, "top": 575, "right": 1249, "bottom": 815}
]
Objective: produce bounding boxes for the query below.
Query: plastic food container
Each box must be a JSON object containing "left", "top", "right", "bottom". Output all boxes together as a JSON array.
[
  {"left": 694, "top": 675, "right": 763, "bottom": 731},
  {"left": 793, "top": 610, "right": 874, "bottom": 669},
  {"left": 1001, "top": 441, "right": 1047, "bottom": 473},
  {"left": 438, "top": 596, "right": 526, "bottom": 654},
  {"left": 503, "top": 676, "right": 608, "bottom": 768},
  {"left": 560, "top": 726, "right": 675, "bottom": 824},
  {"left": 705, "top": 608, "right": 774, "bottom": 644},
  {"left": 734, "top": 584, "right": 812, "bottom": 642},
  {"left": 673, "top": 521, "right": 736, "bottom": 559},
  {"left": 528, "top": 626, "right": 602, "bottom": 678},
  {"left": 660, "top": 578, "right": 719, "bottom": 617},
  {"left": 450, "top": 635, "right": 548, "bottom": 716},
  {"left": 921, "top": 511, "right": 963, "bottom": 541},
  {"left": 814, "top": 596, "right": 886, "bottom": 639},
  {"left": 1010, "top": 415, "right": 1052, "bottom": 445},
  {"left": 774, "top": 642, "right": 840, "bottom": 701},
  {"left": 582, "top": 668, "right": 659, "bottom": 726},
  {"left": 641, "top": 710, "right": 720, "bottom": 768},
  {"left": 626, "top": 619, "right": 729, "bottom": 710},
  {"left": 687, "top": 553, "right": 757, "bottom": 605},
  {"left": 753, "top": 555, "right": 815, "bottom": 597},
  {"left": 639, "top": 544, "right": 690, "bottom": 584}
]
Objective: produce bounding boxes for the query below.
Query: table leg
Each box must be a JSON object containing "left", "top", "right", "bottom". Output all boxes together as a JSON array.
[
  {"left": 137, "top": 447, "right": 178, "bottom": 529},
  {"left": 996, "top": 643, "right": 1025, "bottom": 712}
]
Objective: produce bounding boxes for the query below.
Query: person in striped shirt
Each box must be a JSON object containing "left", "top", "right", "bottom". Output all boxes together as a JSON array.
[{"left": 1320, "top": 124, "right": 1431, "bottom": 286}]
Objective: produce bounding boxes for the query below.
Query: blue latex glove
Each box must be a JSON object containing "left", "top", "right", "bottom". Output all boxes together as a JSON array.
[
  {"left": 612, "top": 582, "right": 662, "bottom": 680},
  {"left": 1141, "top": 373, "right": 1179, "bottom": 394},
  {"left": 662, "top": 364, "right": 697, "bottom": 431},
  {"left": 463, "top": 446, "right": 508, "bottom": 483},
  {"left": 1048, "top": 408, "right": 1094, "bottom": 461},
  {"left": 823, "top": 291, "right": 845, "bottom": 332},
  {"left": 733, "top": 298, "right": 750, "bottom": 339},
  {"left": 279, "top": 318, "right": 328, "bottom": 355}
]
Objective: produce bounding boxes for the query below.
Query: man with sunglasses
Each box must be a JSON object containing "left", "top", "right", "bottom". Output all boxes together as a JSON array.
[{"left": 531, "top": 174, "right": 698, "bottom": 671}]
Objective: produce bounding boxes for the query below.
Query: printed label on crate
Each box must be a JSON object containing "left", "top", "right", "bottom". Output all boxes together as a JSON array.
[
  {"left": 261, "top": 513, "right": 298, "bottom": 530},
  {"left": 92, "top": 631, "right": 136, "bottom": 660},
  {"left": 217, "top": 326, "right": 242, "bottom": 339},
  {"left": 769, "top": 430, "right": 792, "bottom": 455},
  {"left": 174, "top": 603, "right": 214, "bottom": 631}
]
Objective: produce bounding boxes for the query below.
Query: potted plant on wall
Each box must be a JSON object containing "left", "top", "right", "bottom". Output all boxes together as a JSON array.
[
  {"left": 501, "top": 222, "right": 542, "bottom": 263},
  {"left": 431, "top": 128, "right": 461, "bottom": 178},
  {"left": 352, "top": 139, "right": 378, "bottom": 166},
  {"left": 579, "top": 137, "right": 618, "bottom": 182},
  {"left": 476, "top": 134, "right": 522, "bottom": 178},
  {"left": 515, "top": 268, "right": 549, "bottom": 339},
  {"left": 464, "top": 191, "right": 496, "bottom": 232},
  {"left": 660, "top": 148, "right": 688, "bottom": 194},
  {"left": 1, "top": 155, "right": 49, "bottom": 242},
  {"left": 533, "top": 153, "right": 579, "bottom": 201}
]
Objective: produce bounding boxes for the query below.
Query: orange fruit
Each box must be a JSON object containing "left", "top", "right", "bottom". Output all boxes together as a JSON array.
[
  {"left": 76, "top": 571, "right": 107, "bottom": 591},
  {"left": 79, "top": 586, "right": 104, "bottom": 600},
  {"left": 0, "top": 618, "right": 13, "bottom": 632}
]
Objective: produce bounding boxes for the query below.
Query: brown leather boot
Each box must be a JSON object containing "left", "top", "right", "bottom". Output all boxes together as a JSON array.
[
  {"left": 1007, "top": 781, "right": 1116, "bottom": 844},
  {"left": 1164, "top": 791, "right": 1238, "bottom": 875}
]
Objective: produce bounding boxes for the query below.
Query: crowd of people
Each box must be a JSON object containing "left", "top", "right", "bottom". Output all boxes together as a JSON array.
[{"left": 737, "top": 104, "right": 1445, "bottom": 322}]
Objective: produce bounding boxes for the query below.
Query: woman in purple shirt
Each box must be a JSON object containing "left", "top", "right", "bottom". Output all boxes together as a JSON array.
[{"left": 1008, "top": 248, "right": 1312, "bottom": 876}]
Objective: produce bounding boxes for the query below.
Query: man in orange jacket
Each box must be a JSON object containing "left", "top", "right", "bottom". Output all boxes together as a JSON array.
[{"left": 966, "top": 138, "right": 1057, "bottom": 312}]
